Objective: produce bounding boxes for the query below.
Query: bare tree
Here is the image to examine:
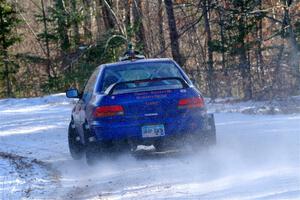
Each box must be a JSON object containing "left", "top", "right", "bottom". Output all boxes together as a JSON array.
[
  {"left": 101, "top": 0, "right": 115, "bottom": 31},
  {"left": 82, "top": 0, "right": 93, "bottom": 42},
  {"left": 71, "top": 0, "right": 80, "bottom": 46},
  {"left": 158, "top": 0, "right": 166, "bottom": 57},
  {"left": 164, "top": 0, "right": 182, "bottom": 66},
  {"left": 95, "top": 0, "right": 103, "bottom": 42},
  {"left": 41, "top": 0, "right": 52, "bottom": 77},
  {"left": 201, "top": 0, "right": 216, "bottom": 100},
  {"left": 132, "top": 0, "right": 148, "bottom": 55}
]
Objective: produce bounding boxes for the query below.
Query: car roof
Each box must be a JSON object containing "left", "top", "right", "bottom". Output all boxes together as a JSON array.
[{"left": 99, "top": 58, "right": 175, "bottom": 69}]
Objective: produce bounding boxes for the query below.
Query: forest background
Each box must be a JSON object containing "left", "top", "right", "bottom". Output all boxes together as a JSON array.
[{"left": 0, "top": 0, "right": 299, "bottom": 100}]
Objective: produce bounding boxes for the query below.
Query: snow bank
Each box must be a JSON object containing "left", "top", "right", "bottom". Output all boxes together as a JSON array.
[
  {"left": 0, "top": 93, "right": 73, "bottom": 108},
  {"left": 0, "top": 93, "right": 74, "bottom": 113},
  {"left": 206, "top": 96, "right": 300, "bottom": 115}
]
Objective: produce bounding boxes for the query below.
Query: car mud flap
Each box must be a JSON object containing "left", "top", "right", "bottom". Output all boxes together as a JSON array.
[
  {"left": 202, "top": 113, "right": 217, "bottom": 146},
  {"left": 206, "top": 113, "right": 216, "bottom": 131}
]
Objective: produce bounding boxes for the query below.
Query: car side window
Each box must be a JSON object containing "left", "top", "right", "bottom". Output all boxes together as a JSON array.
[{"left": 82, "top": 68, "right": 100, "bottom": 101}]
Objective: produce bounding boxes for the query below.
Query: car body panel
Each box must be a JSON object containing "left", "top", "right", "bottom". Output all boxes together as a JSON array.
[{"left": 69, "top": 58, "right": 210, "bottom": 145}]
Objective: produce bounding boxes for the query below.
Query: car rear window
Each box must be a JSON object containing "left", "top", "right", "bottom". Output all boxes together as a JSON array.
[{"left": 98, "top": 61, "right": 186, "bottom": 93}]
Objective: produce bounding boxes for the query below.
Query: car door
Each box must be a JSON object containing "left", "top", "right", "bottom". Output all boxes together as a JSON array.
[
  {"left": 77, "top": 68, "right": 100, "bottom": 138},
  {"left": 73, "top": 101, "right": 81, "bottom": 126}
]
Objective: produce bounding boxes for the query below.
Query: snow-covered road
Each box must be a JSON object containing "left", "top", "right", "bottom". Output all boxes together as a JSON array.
[{"left": 0, "top": 94, "right": 299, "bottom": 199}]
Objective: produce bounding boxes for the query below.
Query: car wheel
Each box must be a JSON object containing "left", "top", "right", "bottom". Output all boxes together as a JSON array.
[
  {"left": 82, "top": 123, "right": 99, "bottom": 166},
  {"left": 68, "top": 122, "right": 84, "bottom": 160}
]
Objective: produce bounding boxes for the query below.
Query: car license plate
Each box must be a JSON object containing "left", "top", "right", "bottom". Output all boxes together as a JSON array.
[{"left": 142, "top": 124, "right": 165, "bottom": 138}]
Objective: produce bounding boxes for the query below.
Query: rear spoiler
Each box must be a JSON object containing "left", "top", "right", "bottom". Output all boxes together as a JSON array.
[{"left": 105, "top": 77, "right": 189, "bottom": 95}]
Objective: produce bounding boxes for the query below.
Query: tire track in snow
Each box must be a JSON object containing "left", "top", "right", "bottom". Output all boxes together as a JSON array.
[{"left": 0, "top": 151, "right": 61, "bottom": 198}]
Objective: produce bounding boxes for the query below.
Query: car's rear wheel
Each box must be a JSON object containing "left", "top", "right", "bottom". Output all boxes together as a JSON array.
[
  {"left": 83, "top": 123, "right": 100, "bottom": 165},
  {"left": 68, "top": 122, "right": 84, "bottom": 160}
]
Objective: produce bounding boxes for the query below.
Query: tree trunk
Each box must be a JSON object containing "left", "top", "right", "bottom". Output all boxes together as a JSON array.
[
  {"left": 124, "top": 0, "right": 131, "bottom": 28},
  {"left": 240, "top": 47, "right": 252, "bottom": 99},
  {"left": 95, "top": 0, "right": 103, "bottom": 42},
  {"left": 273, "top": 0, "right": 297, "bottom": 97},
  {"left": 4, "top": 51, "right": 11, "bottom": 97},
  {"left": 164, "top": 0, "right": 182, "bottom": 66},
  {"left": 41, "top": 0, "right": 52, "bottom": 78},
  {"left": 255, "top": 0, "right": 264, "bottom": 87},
  {"left": 202, "top": 0, "right": 216, "bottom": 100},
  {"left": 82, "top": 0, "right": 92, "bottom": 42},
  {"left": 240, "top": 45, "right": 252, "bottom": 99},
  {"left": 71, "top": 0, "right": 80, "bottom": 46},
  {"left": 283, "top": 0, "right": 300, "bottom": 92},
  {"left": 158, "top": 0, "right": 166, "bottom": 57},
  {"left": 101, "top": 0, "right": 115, "bottom": 30},
  {"left": 237, "top": 3, "right": 252, "bottom": 100},
  {"left": 132, "top": 0, "right": 147, "bottom": 55},
  {"left": 217, "top": 4, "right": 231, "bottom": 97}
]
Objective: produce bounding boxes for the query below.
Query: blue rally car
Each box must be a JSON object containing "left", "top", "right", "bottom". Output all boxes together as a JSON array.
[{"left": 66, "top": 56, "right": 216, "bottom": 164}]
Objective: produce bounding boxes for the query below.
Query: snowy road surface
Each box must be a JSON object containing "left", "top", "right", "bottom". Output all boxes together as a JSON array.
[{"left": 0, "top": 94, "right": 299, "bottom": 199}]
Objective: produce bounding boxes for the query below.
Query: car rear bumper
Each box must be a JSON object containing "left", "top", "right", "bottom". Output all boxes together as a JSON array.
[{"left": 89, "top": 112, "right": 213, "bottom": 143}]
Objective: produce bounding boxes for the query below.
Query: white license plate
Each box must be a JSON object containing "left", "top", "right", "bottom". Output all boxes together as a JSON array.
[{"left": 142, "top": 124, "right": 165, "bottom": 138}]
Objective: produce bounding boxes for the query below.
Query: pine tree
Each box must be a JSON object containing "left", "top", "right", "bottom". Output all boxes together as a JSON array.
[
  {"left": 0, "top": 0, "right": 21, "bottom": 97},
  {"left": 224, "top": 0, "right": 262, "bottom": 99}
]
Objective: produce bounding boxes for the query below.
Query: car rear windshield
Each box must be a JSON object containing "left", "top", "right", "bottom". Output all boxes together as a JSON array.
[{"left": 98, "top": 61, "right": 186, "bottom": 93}]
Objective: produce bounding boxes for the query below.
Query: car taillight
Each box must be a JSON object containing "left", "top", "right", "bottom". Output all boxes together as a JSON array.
[
  {"left": 93, "top": 105, "right": 124, "bottom": 117},
  {"left": 178, "top": 97, "right": 205, "bottom": 109}
]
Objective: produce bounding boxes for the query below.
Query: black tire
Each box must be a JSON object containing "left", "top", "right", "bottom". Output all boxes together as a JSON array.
[
  {"left": 68, "top": 122, "right": 84, "bottom": 160},
  {"left": 82, "top": 122, "right": 100, "bottom": 166}
]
